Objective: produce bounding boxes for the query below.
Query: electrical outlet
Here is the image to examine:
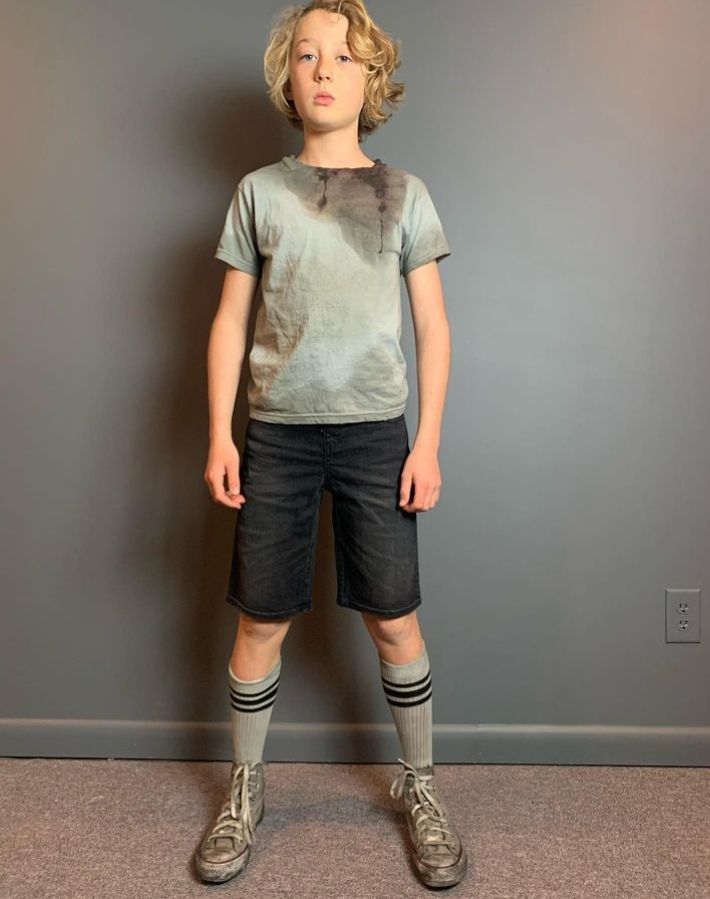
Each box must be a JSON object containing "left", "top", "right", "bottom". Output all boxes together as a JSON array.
[{"left": 665, "top": 589, "right": 701, "bottom": 643}]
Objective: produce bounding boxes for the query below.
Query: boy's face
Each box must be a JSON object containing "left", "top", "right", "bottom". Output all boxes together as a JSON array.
[{"left": 286, "top": 9, "right": 368, "bottom": 136}]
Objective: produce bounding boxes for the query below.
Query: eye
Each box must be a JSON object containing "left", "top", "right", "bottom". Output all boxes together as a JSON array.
[{"left": 298, "top": 52, "right": 352, "bottom": 62}]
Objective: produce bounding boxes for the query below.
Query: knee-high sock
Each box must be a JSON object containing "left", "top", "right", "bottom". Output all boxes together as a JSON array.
[
  {"left": 379, "top": 643, "right": 432, "bottom": 769},
  {"left": 228, "top": 656, "right": 281, "bottom": 764}
]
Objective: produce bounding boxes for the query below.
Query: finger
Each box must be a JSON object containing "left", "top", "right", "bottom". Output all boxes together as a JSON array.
[
  {"left": 225, "top": 459, "right": 244, "bottom": 502},
  {"left": 211, "top": 467, "right": 242, "bottom": 508},
  {"left": 216, "top": 487, "right": 243, "bottom": 508},
  {"left": 401, "top": 493, "right": 419, "bottom": 513},
  {"left": 399, "top": 469, "right": 413, "bottom": 508},
  {"left": 203, "top": 470, "right": 216, "bottom": 501}
]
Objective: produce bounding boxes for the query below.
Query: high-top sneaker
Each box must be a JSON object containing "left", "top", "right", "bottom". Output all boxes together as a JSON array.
[
  {"left": 194, "top": 761, "right": 265, "bottom": 883},
  {"left": 389, "top": 757, "right": 468, "bottom": 888}
]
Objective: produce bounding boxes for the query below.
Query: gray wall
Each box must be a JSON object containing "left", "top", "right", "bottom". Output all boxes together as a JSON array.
[{"left": 2, "top": 0, "right": 709, "bottom": 765}]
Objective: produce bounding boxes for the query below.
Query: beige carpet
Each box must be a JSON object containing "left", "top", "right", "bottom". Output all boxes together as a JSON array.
[{"left": 1, "top": 758, "right": 708, "bottom": 898}]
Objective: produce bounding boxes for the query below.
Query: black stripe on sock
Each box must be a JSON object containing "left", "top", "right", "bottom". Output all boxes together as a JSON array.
[
  {"left": 384, "top": 686, "right": 432, "bottom": 708},
  {"left": 230, "top": 695, "right": 279, "bottom": 713},
  {"left": 230, "top": 696, "right": 278, "bottom": 713},
  {"left": 229, "top": 675, "right": 280, "bottom": 700},
  {"left": 229, "top": 680, "right": 280, "bottom": 712},
  {"left": 381, "top": 673, "right": 432, "bottom": 706},
  {"left": 380, "top": 670, "right": 431, "bottom": 690}
]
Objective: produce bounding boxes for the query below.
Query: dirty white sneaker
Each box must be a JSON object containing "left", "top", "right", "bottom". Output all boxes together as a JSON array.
[
  {"left": 390, "top": 757, "right": 468, "bottom": 888},
  {"left": 194, "top": 761, "right": 265, "bottom": 883}
]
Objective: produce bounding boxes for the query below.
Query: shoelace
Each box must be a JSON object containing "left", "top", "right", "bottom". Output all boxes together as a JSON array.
[
  {"left": 207, "top": 762, "right": 257, "bottom": 849},
  {"left": 389, "top": 757, "right": 456, "bottom": 851}
]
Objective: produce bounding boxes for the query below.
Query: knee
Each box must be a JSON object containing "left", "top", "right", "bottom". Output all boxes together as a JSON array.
[
  {"left": 362, "top": 610, "right": 419, "bottom": 646},
  {"left": 238, "top": 612, "right": 291, "bottom": 642}
]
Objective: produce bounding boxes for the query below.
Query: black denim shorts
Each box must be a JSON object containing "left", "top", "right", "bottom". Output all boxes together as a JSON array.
[{"left": 225, "top": 413, "right": 422, "bottom": 620}]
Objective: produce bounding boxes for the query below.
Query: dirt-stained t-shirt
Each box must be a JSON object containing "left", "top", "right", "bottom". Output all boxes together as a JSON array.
[{"left": 214, "top": 154, "right": 451, "bottom": 424}]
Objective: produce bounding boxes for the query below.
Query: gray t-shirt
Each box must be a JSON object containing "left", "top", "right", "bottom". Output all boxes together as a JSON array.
[{"left": 214, "top": 154, "right": 450, "bottom": 424}]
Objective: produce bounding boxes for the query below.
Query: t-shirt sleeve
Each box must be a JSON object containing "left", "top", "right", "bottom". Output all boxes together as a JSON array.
[
  {"left": 400, "top": 176, "right": 451, "bottom": 276},
  {"left": 214, "top": 179, "right": 263, "bottom": 277}
]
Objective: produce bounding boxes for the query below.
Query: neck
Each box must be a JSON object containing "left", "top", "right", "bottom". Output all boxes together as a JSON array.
[{"left": 296, "top": 131, "right": 370, "bottom": 169}]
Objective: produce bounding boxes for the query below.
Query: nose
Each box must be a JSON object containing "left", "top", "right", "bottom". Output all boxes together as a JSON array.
[{"left": 315, "top": 61, "right": 332, "bottom": 81}]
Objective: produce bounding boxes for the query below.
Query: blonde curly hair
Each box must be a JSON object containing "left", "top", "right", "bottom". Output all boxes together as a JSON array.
[{"left": 263, "top": 0, "right": 405, "bottom": 142}]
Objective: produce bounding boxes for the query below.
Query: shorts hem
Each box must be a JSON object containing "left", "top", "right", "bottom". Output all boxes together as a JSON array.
[
  {"left": 225, "top": 593, "right": 310, "bottom": 619},
  {"left": 336, "top": 595, "right": 422, "bottom": 618}
]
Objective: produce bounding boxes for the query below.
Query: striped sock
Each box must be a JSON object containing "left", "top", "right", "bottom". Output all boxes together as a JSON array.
[
  {"left": 379, "top": 643, "right": 433, "bottom": 769},
  {"left": 228, "top": 656, "right": 281, "bottom": 764}
]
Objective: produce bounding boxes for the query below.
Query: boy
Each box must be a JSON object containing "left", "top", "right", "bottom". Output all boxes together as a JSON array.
[{"left": 195, "top": 0, "right": 467, "bottom": 889}]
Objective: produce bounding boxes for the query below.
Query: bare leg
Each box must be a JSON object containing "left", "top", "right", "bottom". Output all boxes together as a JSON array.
[
  {"left": 229, "top": 611, "right": 293, "bottom": 679},
  {"left": 361, "top": 609, "right": 425, "bottom": 664}
]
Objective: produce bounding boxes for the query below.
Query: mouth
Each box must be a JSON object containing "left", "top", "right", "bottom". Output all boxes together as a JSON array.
[{"left": 314, "top": 92, "right": 334, "bottom": 102}]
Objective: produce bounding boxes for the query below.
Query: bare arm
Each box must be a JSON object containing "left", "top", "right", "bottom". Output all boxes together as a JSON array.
[
  {"left": 405, "top": 260, "right": 451, "bottom": 454},
  {"left": 398, "top": 260, "right": 451, "bottom": 513},
  {"left": 204, "top": 266, "right": 260, "bottom": 507}
]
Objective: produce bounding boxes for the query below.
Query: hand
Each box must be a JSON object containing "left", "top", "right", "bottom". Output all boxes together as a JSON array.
[
  {"left": 204, "top": 437, "right": 246, "bottom": 508},
  {"left": 398, "top": 445, "right": 442, "bottom": 513}
]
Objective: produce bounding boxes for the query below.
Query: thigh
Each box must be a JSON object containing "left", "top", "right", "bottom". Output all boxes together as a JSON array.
[
  {"left": 226, "top": 418, "right": 324, "bottom": 619},
  {"left": 328, "top": 414, "right": 422, "bottom": 618}
]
